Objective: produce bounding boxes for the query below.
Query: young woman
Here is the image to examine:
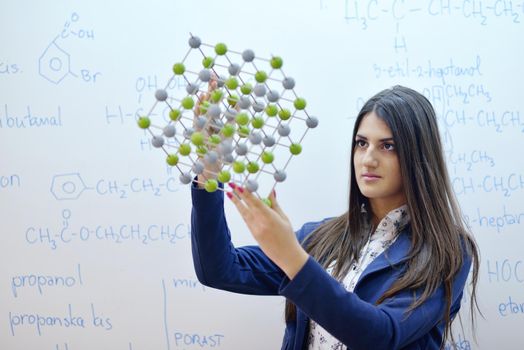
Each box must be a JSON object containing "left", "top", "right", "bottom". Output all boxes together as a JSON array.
[{"left": 190, "top": 85, "right": 480, "bottom": 350}]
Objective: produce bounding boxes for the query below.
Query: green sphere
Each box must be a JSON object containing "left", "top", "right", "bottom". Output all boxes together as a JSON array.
[
  {"left": 173, "top": 63, "right": 185, "bottom": 75},
  {"left": 182, "top": 97, "right": 194, "bottom": 110},
  {"left": 191, "top": 132, "right": 205, "bottom": 146},
  {"left": 211, "top": 90, "right": 224, "bottom": 103},
  {"left": 199, "top": 100, "right": 210, "bottom": 115},
  {"left": 169, "top": 109, "right": 181, "bottom": 121},
  {"left": 236, "top": 112, "right": 249, "bottom": 126},
  {"left": 251, "top": 116, "right": 264, "bottom": 129},
  {"left": 221, "top": 124, "right": 236, "bottom": 137},
  {"left": 208, "top": 134, "right": 221, "bottom": 145},
  {"left": 166, "top": 154, "right": 179, "bottom": 166},
  {"left": 265, "top": 104, "right": 278, "bottom": 117},
  {"left": 279, "top": 108, "right": 291, "bottom": 120},
  {"left": 204, "top": 179, "right": 219, "bottom": 193},
  {"left": 240, "top": 83, "right": 253, "bottom": 95},
  {"left": 179, "top": 143, "right": 191, "bottom": 156},
  {"left": 217, "top": 170, "right": 231, "bottom": 183},
  {"left": 225, "top": 77, "right": 239, "bottom": 90},
  {"left": 255, "top": 71, "right": 268, "bottom": 83},
  {"left": 233, "top": 161, "right": 245, "bottom": 173},
  {"left": 294, "top": 98, "right": 307, "bottom": 110},
  {"left": 196, "top": 145, "right": 208, "bottom": 156},
  {"left": 270, "top": 56, "right": 283, "bottom": 69},
  {"left": 215, "top": 43, "right": 228, "bottom": 55},
  {"left": 261, "top": 151, "right": 274, "bottom": 164},
  {"left": 290, "top": 143, "right": 302, "bottom": 155},
  {"left": 262, "top": 198, "right": 272, "bottom": 207},
  {"left": 227, "top": 94, "right": 239, "bottom": 106},
  {"left": 202, "top": 56, "right": 214, "bottom": 68},
  {"left": 238, "top": 125, "right": 250, "bottom": 138},
  {"left": 246, "top": 161, "right": 259, "bottom": 174},
  {"left": 137, "top": 117, "right": 150, "bottom": 129}
]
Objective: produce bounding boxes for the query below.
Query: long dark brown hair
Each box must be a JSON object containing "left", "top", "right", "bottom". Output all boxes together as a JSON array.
[{"left": 285, "top": 85, "right": 480, "bottom": 347}]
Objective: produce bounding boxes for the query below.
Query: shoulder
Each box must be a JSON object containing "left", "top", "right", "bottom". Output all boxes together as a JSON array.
[{"left": 295, "top": 217, "right": 335, "bottom": 243}]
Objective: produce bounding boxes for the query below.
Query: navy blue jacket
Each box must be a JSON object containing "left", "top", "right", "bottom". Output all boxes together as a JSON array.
[{"left": 190, "top": 185, "right": 472, "bottom": 350}]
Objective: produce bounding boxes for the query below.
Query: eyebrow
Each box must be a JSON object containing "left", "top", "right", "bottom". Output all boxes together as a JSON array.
[{"left": 355, "top": 134, "right": 394, "bottom": 142}]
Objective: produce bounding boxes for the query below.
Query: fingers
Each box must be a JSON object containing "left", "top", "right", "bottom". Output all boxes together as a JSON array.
[
  {"left": 194, "top": 91, "right": 209, "bottom": 116},
  {"left": 208, "top": 73, "right": 218, "bottom": 92},
  {"left": 226, "top": 188, "right": 250, "bottom": 218},
  {"left": 269, "top": 189, "right": 288, "bottom": 220},
  {"left": 228, "top": 183, "right": 268, "bottom": 212}
]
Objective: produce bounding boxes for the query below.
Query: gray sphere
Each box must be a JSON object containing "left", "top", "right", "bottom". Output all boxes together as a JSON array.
[
  {"left": 263, "top": 135, "right": 276, "bottom": 147},
  {"left": 155, "top": 89, "right": 168, "bottom": 101},
  {"left": 248, "top": 131, "right": 262, "bottom": 145},
  {"left": 253, "top": 100, "right": 265, "bottom": 112},
  {"left": 188, "top": 36, "right": 201, "bottom": 48},
  {"left": 242, "top": 49, "right": 255, "bottom": 62},
  {"left": 207, "top": 104, "right": 222, "bottom": 118},
  {"left": 235, "top": 143, "right": 248, "bottom": 156},
  {"left": 224, "top": 108, "right": 238, "bottom": 121},
  {"left": 217, "top": 75, "right": 226, "bottom": 88},
  {"left": 246, "top": 179, "right": 259, "bottom": 192},
  {"left": 253, "top": 84, "right": 266, "bottom": 97},
  {"left": 192, "top": 161, "right": 205, "bottom": 174},
  {"left": 198, "top": 69, "right": 211, "bottom": 82},
  {"left": 218, "top": 140, "right": 234, "bottom": 155},
  {"left": 195, "top": 116, "right": 207, "bottom": 130},
  {"left": 186, "top": 83, "right": 199, "bottom": 95},
  {"left": 238, "top": 96, "right": 251, "bottom": 109},
  {"left": 306, "top": 116, "right": 319, "bottom": 128},
  {"left": 152, "top": 135, "right": 164, "bottom": 148},
  {"left": 274, "top": 170, "right": 287, "bottom": 182},
  {"left": 204, "top": 151, "right": 219, "bottom": 164},
  {"left": 277, "top": 124, "right": 291, "bottom": 137},
  {"left": 180, "top": 172, "right": 192, "bottom": 184},
  {"left": 183, "top": 127, "right": 195, "bottom": 139},
  {"left": 267, "top": 90, "right": 280, "bottom": 102},
  {"left": 163, "top": 125, "right": 176, "bottom": 138},
  {"left": 282, "top": 77, "right": 295, "bottom": 90},
  {"left": 228, "top": 63, "right": 241, "bottom": 76},
  {"left": 223, "top": 154, "right": 234, "bottom": 163},
  {"left": 211, "top": 118, "right": 224, "bottom": 130}
]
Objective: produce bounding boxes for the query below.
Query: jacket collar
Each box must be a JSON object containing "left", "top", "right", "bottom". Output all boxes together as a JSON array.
[{"left": 355, "top": 227, "right": 412, "bottom": 288}]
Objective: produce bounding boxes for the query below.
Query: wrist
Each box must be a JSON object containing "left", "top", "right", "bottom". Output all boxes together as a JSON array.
[{"left": 280, "top": 246, "right": 309, "bottom": 280}]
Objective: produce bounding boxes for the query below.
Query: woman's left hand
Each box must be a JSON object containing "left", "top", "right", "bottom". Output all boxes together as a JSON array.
[{"left": 227, "top": 184, "right": 309, "bottom": 280}]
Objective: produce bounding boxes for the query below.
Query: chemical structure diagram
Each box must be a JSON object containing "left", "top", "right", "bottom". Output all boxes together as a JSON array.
[{"left": 39, "top": 12, "right": 101, "bottom": 84}]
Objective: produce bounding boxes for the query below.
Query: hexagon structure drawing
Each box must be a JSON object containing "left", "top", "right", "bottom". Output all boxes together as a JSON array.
[
  {"left": 39, "top": 41, "right": 71, "bottom": 84},
  {"left": 50, "top": 173, "right": 87, "bottom": 200}
]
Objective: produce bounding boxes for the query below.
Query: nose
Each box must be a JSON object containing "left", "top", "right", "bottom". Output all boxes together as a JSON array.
[{"left": 362, "top": 146, "right": 378, "bottom": 168}]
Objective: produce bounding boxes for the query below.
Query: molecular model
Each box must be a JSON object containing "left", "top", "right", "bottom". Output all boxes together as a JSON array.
[{"left": 137, "top": 34, "right": 318, "bottom": 202}]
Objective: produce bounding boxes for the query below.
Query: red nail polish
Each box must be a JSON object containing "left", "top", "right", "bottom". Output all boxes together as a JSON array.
[
  {"left": 226, "top": 192, "right": 233, "bottom": 199},
  {"left": 228, "top": 182, "right": 236, "bottom": 188},
  {"left": 237, "top": 187, "right": 244, "bottom": 193}
]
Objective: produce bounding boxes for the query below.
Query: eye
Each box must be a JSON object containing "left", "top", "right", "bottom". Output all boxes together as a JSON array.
[
  {"left": 355, "top": 140, "right": 367, "bottom": 148},
  {"left": 383, "top": 143, "right": 395, "bottom": 151}
]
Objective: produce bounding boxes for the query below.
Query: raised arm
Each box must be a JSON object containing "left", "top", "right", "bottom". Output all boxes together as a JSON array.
[{"left": 192, "top": 182, "right": 317, "bottom": 295}]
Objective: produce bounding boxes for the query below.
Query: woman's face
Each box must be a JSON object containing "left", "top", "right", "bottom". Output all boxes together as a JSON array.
[{"left": 353, "top": 111, "right": 406, "bottom": 208}]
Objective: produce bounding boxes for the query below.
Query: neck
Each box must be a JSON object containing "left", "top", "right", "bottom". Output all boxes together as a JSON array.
[{"left": 369, "top": 197, "right": 407, "bottom": 228}]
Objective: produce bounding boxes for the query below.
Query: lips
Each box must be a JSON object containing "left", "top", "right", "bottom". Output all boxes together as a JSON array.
[{"left": 362, "top": 173, "right": 381, "bottom": 178}]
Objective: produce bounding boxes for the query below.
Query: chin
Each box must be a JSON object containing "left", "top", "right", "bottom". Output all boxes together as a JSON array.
[{"left": 358, "top": 188, "right": 382, "bottom": 199}]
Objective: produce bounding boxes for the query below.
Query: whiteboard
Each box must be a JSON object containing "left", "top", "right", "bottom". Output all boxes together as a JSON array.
[{"left": 1, "top": 1, "right": 523, "bottom": 349}]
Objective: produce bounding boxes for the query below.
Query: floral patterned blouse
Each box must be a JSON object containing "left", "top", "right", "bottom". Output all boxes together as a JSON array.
[{"left": 307, "top": 204, "right": 410, "bottom": 350}]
